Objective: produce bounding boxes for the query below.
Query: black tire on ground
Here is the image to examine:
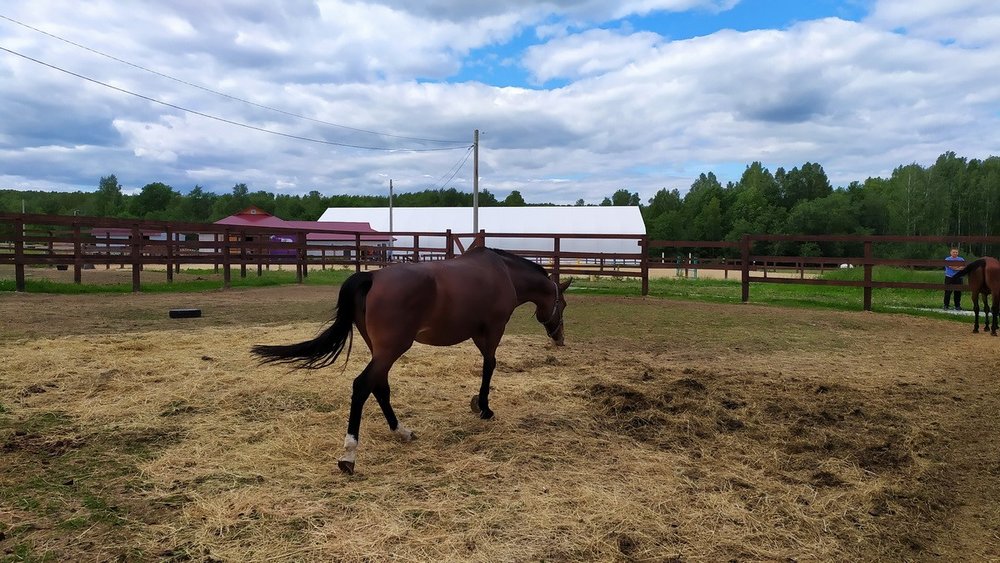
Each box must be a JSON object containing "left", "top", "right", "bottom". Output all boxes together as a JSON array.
[{"left": 168, "top": 308, "right": 202, "bottom": 319}]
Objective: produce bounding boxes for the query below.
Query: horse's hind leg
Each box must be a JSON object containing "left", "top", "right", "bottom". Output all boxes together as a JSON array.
[
  {"left": 973, "top": 293, "right": 981, "bottom": 333},
  {"left": 373, "top": 378, "right": 415, "bottom": 442},
  {"left": 340, "top": 365, "right": 374, "bottom": 475},
  {"left": 339, "top": 354, "right": 413, "bottom": 475}
]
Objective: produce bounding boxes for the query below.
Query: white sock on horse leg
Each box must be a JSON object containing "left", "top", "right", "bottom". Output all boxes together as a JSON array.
[{"left": 341, "top": 434, "right": 358, "bottom": 463}]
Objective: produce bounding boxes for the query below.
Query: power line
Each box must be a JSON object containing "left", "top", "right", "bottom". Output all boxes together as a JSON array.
[
  {"left": 0, "top": 45, "right": 471, "bottom": 153},
  {"left": 434, "top": 145, "right": 475, "bottom": 191},
  {"left": 0, "top": 13, "right": 468, "bottom": 146}
]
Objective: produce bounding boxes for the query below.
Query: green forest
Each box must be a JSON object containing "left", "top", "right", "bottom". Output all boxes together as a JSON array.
[{"left": 2, "top": 151, "right": 998, "bottom": 257}]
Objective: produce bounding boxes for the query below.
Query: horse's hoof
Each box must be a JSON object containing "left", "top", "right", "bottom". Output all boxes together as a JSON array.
[
  {"left": 338, "top": 460, "right": 355, "bottom": 475},
  {"left": 973, "top": 328, "right": 979, "bottom": 333},
  {"left": 394, "top": 426, "right": 416, "bottom": 442},
  {"left": 480, "top": 408, "right": 495, "bottom": 420},
  {"left": 470, "top": 395, "right": 481, "bottom": 413}
]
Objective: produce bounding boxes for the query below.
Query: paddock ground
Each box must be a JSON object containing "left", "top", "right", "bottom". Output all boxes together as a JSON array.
[{"left": 1, "top": 286, "right": 998, "bottom": 561}]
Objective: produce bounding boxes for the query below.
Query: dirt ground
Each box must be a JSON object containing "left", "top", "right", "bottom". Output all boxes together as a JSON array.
[{"left": 1, "top": 286, "right": 998, "bottom": 561}]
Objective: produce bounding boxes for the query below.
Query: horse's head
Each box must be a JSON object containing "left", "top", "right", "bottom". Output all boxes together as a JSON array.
[{"left": 541, "top": 278, "right": 572, "bottom": 346}]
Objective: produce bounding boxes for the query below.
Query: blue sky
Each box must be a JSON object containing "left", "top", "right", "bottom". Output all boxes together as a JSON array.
[
  {"left": 1, "top": 1, "right": 998, "bottom": 204},
  {"left": 452, "top": 0, "right": 872, "bottom": 87}
]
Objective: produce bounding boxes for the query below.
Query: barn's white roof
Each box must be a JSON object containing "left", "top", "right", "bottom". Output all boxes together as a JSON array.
[
  {"left": 318, "top": 206, "right": 644, "bottom": 234},
  {"left": 318, "top": 206, "right": 646, "bottom": 255}
]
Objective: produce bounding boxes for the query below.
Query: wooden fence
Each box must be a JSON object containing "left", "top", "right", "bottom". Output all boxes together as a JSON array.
[
  {"left": 651, "top": 234, "right": 1000, "bottom": 310},
  {"left": 0, "top": 213, "right": 647, "bottom": 292},
  {"left": 2, "top": 213, "right": 997, "bottom": 311}
]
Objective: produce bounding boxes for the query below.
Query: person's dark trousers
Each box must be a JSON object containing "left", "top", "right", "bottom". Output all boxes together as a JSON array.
[{"left": 944, "top": 275, "right": 963, "bottom": 308}]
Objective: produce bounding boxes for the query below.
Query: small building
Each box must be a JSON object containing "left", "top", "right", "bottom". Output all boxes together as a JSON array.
[
  {"left": 206, "top": 206, "right": 392, "bottom": 257},
  {"left": 89, "top": 227, "right": 178, "bottom": 257},
  {"left": 90, "top": 227, "right": 173, "bottom": 242}
]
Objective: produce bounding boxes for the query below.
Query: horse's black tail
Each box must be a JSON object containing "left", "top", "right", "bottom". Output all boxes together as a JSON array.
[
  {"left": 952, "top": 258, "right": 986, "bottom": 280},
  {"left": 251, "top": 271, "right": 373, "bottom": 369}
]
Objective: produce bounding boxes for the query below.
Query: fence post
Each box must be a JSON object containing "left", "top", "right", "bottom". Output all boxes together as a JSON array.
[
  {"left": 305, "top": 233, "right": 312, "bottom": 279},
  {"left": 446, "top": 229, "right": 454, "bottom": 260},
  {"left": 552, "top": 236, "right": 561, "bottom": 284},
  {"left": 240, "top": 230, "right": 248, "bottom": 279},
  {"left": 297, "top": 232, "right": 306, "bottom": 283},
  {"left": 165, "top": 226, "right": 174, "bottom": 283},
  {"left": 131, "top": 224, "right": 141, "bottom": 292},
  {"left": 14, "top": 218, "right": 25, "bottom": 291},
  {"left": 257, "top": 235, "right": 264, "bottom": 277},
  {"left": 413, "top": 235, "right": 420, "bottom": 263},
  {"left": 863, "top": 240, "right": 873, "bottom": 311},
  {"left": 741, "top": 235, "right": 750, "bottom": 303},
  {"left": 73, "top": 222, "right": 82, "bottom": 284},
  {"left": 640, "top": 236, "right": 649, "bottom": 296},
  {"left": 355, "top": 233, "right": 362, "bottom": 273},
  {"left": 223, "top": 228, "right": 232, "bottom": 289}
]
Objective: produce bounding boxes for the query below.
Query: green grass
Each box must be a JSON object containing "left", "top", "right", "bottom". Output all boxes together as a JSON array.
[
  {"left": 0, "top": 263, "right": 974, "bottom": 322},
  {"left": 0, "top": 410, "right": 184, "bottom": 561},
  {"left": 570, "top": 267, "right": 964, "bottom": 319}
]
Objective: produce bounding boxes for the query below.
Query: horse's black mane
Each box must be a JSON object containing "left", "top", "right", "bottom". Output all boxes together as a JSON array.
[{"left": 486, "top": 247, "right": 548, "bottom": 277}]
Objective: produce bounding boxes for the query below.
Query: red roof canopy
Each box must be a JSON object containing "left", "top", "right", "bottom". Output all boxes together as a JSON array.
[{"left": 215, "top": 207, "right": 391, "bottom": 241}]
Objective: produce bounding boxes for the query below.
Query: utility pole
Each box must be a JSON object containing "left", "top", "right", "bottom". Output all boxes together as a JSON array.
[
  {"left": 473, "top": 129, "right": 479, "bottom": 233},
  {"left": 388, "top": 179, "right": 394, "bottom": 253}
]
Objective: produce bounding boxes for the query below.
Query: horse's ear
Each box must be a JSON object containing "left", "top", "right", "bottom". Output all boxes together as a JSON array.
[{"left": 558, "top": 279, "right": 572, "bottom": 293}]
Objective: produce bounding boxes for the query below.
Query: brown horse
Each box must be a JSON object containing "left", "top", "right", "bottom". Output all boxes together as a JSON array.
[
  {"left": 951, "top": 257, "right": 1000, "bottom": 335},
  {"left": 252, "top": 247, "right": 571, "bottom": 474}
]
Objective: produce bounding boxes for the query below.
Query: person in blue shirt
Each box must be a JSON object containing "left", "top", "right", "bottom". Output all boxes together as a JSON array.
[{"left": 944, "top": 247, "right": 966, "bottom": 310}]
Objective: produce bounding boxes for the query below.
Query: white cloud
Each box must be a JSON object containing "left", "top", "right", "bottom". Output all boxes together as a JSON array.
[
  {"left": 867, "top": 0, "right": 1000, "bottom": 46},
  {"left": 523, "top": 28, "right": 663, "bottom": 82},
  {"left": 358, "top": 0, "right": 738, "bottom": 22},
  {"left": 1, "top": 0, "right": 999, "bottom": 207}
]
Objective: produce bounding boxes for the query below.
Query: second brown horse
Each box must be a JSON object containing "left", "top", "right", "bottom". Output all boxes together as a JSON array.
[{"left": 952, "top": 256, "right": 1000, "bottom": 335}]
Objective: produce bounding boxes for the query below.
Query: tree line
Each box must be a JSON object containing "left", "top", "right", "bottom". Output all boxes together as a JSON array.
[
  {"left": 637, "top": 152, "right": 1000, "bottom": 258},
  {"left": 2, "top": 151, "right": 998, "bottom": 258}
]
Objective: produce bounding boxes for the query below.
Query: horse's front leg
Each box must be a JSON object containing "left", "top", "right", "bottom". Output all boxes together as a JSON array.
[{"left": 470, "top": 355, "right": 497, "bottom": 420}]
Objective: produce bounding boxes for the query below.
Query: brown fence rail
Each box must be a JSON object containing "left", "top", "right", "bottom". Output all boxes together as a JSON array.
[{"left": 2, "top": 213, "right": 998, "bottom": 311}]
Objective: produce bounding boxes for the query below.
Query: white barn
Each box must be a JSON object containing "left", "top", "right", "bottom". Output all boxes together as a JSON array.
[{"left": 317, "top": 206, "right": 646, "bottom": 258}]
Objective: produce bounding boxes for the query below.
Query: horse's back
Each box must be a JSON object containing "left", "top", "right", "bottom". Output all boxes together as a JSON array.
[
  {"left": 365, "top": 250, "right": 518, "bottom": 347},
  {"left": 985, "top": 257, "right": 1000, "bottom": 290}
]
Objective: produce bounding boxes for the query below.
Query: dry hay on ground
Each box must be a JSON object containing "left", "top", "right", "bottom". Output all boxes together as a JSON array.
[{"left": 1, "top": 291, "right": 999, "bottom": 561}]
